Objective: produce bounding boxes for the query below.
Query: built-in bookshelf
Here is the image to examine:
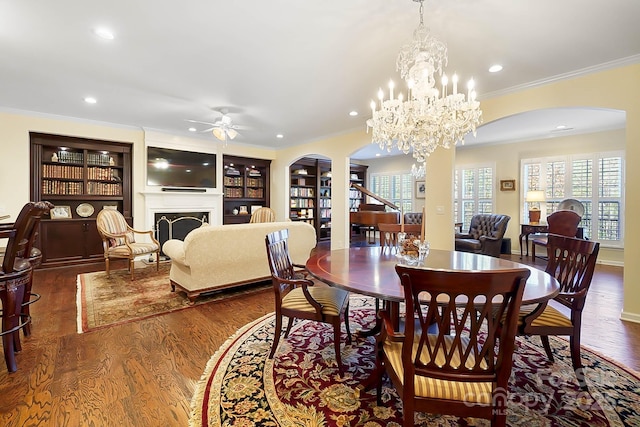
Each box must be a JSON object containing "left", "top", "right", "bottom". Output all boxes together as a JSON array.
[
  {"left": 30, "top": 132, "right": 132, "bottom": 267},
  {"left": 349, "top": 164, "right": 367, "bottom": 211},
  {"left": 223, "top": 155, "right": 271, "bottom": 224},
  {"left": 289, "top": 158, "right": 367, "bottom": 242}
]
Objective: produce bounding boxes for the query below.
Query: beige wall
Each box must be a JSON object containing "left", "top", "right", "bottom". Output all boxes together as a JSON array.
[
  {"left": 1, "top": 64, "right": 638, "bottom": 321},
  {"left": 456, "top": 128, "right": 625, "bottom": 265}
]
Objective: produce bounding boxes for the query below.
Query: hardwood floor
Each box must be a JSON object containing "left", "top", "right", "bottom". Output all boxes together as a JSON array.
[{"left": 0, "top": 247, "right": 638, "bottom": 426}]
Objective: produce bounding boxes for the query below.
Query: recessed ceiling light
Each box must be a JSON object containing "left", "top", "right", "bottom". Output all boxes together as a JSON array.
[
  {"left": 349, "top": 111, "right": 358, "bottom": 116},
  {"left": 489, "top": 64, "right": 503, "bottom": 73},
  {"left": 556, "top": 125, "right": 568, "bottom": 130},
  {"left": 188, "top": 127, "right": 197, "bottom": 132},
  {"left": 94, "top": 28, "right": 115, "bottom": 40},
  {"left": 375, "top": 153, "right": 381, "bottom": 157},
  {"left": 276, "top": 134, "right": 284, "bottom": 139},
  {"left": 84, "top": 97, "right": 97, "bottom": 104}
]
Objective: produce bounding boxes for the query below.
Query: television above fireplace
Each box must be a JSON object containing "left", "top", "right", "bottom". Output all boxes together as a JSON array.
[{"left": 147, "top": 146, "right": 216, "bottom": 189}]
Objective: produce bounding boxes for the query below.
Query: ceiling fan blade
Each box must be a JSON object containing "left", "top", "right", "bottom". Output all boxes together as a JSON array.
[
  {"left": 185, "top": 119, "right": 217, "bottom": 126},
  {"left": 201, "top": 127, "right": 216, "bottom": 132}
]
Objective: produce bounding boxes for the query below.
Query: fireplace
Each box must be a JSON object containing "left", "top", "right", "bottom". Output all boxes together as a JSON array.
[{"left": 154, "top": 212, "right": 208, "bottom": 255}]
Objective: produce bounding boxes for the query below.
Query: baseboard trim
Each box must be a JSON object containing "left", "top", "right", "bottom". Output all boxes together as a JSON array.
[{"left": 620, "top": 311, "right": 640, "bottom": 324}]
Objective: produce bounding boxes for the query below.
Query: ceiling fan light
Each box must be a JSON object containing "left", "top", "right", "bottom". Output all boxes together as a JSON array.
[
  {"left": 227, "top": 129, "right": 238, "bottom": 140},
  {"left": 212, "top": 128, "right": 226, "bottom": 141}
]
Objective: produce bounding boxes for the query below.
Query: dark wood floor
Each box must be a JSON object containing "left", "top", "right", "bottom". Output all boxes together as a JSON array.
[{"left": 0, "top": 243, "right": 638, "bottom": 426}]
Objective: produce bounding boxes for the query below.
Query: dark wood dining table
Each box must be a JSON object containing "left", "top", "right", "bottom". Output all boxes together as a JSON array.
[{"left": 306, "top": 246, "right": 560, "bottom": 306}]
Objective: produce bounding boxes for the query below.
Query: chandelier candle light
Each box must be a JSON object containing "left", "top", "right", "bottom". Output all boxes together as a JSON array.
[{"left": 366, "top": 0, "right": 483, "bottom": 165}]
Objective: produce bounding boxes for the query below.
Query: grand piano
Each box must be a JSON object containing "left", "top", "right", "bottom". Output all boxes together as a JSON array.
[{"left": 349, "top": 183, "right": 400, "bottom": 242}]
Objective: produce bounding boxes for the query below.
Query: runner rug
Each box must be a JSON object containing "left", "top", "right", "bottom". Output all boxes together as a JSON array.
[
  {"left": 190, "top": 296, "right": 640, "bottom": 426},
  {"left": 76, "top": 264, "right": 270, "bottom": 333}
]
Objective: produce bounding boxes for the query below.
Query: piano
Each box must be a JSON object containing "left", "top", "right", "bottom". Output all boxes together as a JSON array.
[{"left": 349, "top": 183, "right": 400, "bottom": 242}]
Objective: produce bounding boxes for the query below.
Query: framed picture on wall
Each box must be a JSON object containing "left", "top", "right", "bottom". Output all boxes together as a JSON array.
[
  {"left": 415, "top": 181, "right": 426, "bottom": 198},
  {"left": 500, "top": 179, "right": 516, "bottom": 191}
]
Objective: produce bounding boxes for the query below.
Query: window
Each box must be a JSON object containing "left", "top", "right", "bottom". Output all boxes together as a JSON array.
[
  {"left": 454, "top": 164, "right": 495, "bottom": 230},
  {"left": 522, "top": 151, "right": 624, "bottom": 246},
  {"left": 370, "top": 172, "right": 413, "bottom": 213}
]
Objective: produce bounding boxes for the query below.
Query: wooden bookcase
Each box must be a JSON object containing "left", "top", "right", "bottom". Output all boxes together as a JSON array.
[
  {"left": 290, "top": 158, "right": 367, "bottom": 241},
  {"left": 222, "top": 155, "right": 271, "bottom": 224},
  {"left": 29, "top": 132, "right": 132, "bottom": 267},
  {"left": 349, "top": 164, "right": 368, "bottom": 211}
]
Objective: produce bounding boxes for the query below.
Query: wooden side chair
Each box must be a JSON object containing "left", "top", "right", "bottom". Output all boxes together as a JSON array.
[
  {"left": 531, "top": 210, "right": 581, "bottom": 259},
  {"left": 0, "top": 202, "right": 49, "bottom": 372},
  {"left": 96, "top": 209, "right": 160, "bottom": 280},
  {"left": 377, "top": 265, "right": 529, "bottom": 426},
  {"left": 249, "top": 207, "right": 276, "bottom": 223},
  {"left": 519, "top": 234, "right": 599, "bottom": 385},
  {"left": 377, "top": 223, "right": 401, "bottom": 250},
  {"left": 265, "top": 229, "right": 351, "bottom": 376}
]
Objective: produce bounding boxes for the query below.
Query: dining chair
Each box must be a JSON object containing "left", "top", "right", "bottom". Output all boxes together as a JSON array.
[
  {"left": 249, "top": 207, "right": 276, "bottom": 223},
  {"left": 0, "top": 202, "right": 49, "bottom": 372},
  {"left": 265, "top": 228, "right": 351, "bottom": 376},
  {"left": 519, "top": 234, "right": 599, "bottom": 386},
  {"left": 377, "top": 223, "right": 401, "bottom": 250},
  {"left": 96, "top": 209, "right": 160, "bottom": 280},
  {"left": 377, "top": 264, "right": 529, "bottom": 426},
  {"left": 531, "top": 210, "right": 581, "bottom": 259},
  {"left": 0, "top": 201, "right": 53, "bottom": 337}
]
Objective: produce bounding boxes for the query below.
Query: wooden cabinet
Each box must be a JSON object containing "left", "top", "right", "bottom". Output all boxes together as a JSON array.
[
  {"left": 290, "top": 158, "right": 367, "bottom": 242},
  {"left": 30, "top": 132, "right": 132, "bottom": 267},
  {"left": 223, "top": 155, "right": 271, "bottom": 224}
]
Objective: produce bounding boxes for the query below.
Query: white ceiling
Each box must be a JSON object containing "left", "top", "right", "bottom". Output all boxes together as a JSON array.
[{"left": 1, "top": 1, "right": 638, "bottom": 159}]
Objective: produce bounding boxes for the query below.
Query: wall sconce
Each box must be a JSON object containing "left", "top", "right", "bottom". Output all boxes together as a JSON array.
[{"left": 525, "top": 190, "right": 546, "bottom": 224}]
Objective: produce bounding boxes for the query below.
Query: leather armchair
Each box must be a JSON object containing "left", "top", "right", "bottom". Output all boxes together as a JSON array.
[
  {"left": 455, "top": 214, "right": 510, "bottom": 257},
  {"left": 403, "top": 212, "right": 423, "bottom": 225}
]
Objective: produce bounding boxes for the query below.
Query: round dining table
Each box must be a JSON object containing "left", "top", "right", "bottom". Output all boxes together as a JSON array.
[{"left": 306, "top": 246, "right": 560, "bottom": 305}]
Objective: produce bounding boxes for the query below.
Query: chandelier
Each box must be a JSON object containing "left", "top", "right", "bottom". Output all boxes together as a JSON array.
[{"left": 366, "top": 0, "right": 482, "bottom": 163}]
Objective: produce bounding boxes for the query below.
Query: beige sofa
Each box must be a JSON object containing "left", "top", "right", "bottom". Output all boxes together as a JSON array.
[{"left": 162, "top": 221, "right": 316, "bottom": 303}]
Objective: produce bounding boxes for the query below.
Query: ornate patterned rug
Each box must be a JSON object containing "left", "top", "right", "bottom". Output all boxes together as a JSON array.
[
  {"left": 190, "top": 296, "right": 640, "bottom": 427},
  {"left": 76, "top": 263, "right": 270, "bottom": 333}
]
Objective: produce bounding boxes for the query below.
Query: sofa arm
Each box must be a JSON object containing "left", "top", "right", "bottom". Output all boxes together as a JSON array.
[{"left": 162, "top": 239, "right": 188, "bottom": 266}]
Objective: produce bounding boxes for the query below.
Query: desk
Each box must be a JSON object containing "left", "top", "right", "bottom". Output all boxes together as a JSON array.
[
  {"left": 306, "top": 246, "right": 559, "bottom": 306},
  {"left": 519, "top": 223, "right": 584, "bottom": 258}
]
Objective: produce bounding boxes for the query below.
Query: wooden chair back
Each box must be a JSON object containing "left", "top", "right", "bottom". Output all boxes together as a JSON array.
[
  {"left": 545, "top": 234, "right": 599, "bottom": 311},
  {"left": 547, "top": 210, "right": 581, "bottom": 237},
  {"left": 390, "top": 265, "right": 529, "bottom": 424}
]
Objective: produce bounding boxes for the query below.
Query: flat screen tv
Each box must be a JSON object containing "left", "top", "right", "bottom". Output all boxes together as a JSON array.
[{"left": 147, "top": 146, "right": 216, "bottom": 188}]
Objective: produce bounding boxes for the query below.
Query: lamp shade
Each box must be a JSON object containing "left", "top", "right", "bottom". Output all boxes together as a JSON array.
[{"left": 525, "top": 190, "right": 546, "bottom": 203}]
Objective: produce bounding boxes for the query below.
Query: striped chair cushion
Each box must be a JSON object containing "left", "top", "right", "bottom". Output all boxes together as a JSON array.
[
  {"left": 528, "top": 305, "right": 573, "bottom": 328},
  {"left": 281, "top": 286, "right": 349, "bottom": 316},
  {"left": 516, "top": 304, "right": 573, "bottom": 328},
  {"left": 384, "top": 334, "right": 493, "bottom": 404},
  {"left": 107, "top": 242, "right": 159, "bottom": 256}
]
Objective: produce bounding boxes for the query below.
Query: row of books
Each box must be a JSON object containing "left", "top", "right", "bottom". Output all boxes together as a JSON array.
[{"left": 42, "top": 164, "right": 83, "bottom": 179}]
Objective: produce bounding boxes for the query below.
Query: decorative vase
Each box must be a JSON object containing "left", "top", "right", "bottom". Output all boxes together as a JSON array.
[{"left": 233, "top": 209, "right": 239, "bottom": 215}]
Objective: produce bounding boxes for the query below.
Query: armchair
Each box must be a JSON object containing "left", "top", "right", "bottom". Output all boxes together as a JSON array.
[
  {"left": 96, "top": 209, "right": 160, "bottom": 280},
  {"left": 455, "top": 213, "right": 510, "bottom": 258}
]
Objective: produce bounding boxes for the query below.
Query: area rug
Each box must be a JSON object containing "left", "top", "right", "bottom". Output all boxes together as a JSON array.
[
  {"left": 190, "top": 296, "right": 640, "bottom": 426},
  {"left": 76, "top": 263, "right": 270, "bottom": 333}
]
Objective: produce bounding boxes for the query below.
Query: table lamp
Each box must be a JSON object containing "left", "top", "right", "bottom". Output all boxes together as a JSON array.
[{"left": 526, "top": 190, "right": 545, "bottom": 224}]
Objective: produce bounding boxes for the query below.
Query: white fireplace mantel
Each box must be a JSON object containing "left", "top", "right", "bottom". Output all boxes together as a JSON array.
[{"left": 141, "top": 191, "right": 222, "bottom": 231}]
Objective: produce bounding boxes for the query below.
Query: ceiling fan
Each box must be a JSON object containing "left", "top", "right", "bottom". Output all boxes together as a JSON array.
[{"left": 186, "top": 109, "right": 243, "bottom": 142}]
